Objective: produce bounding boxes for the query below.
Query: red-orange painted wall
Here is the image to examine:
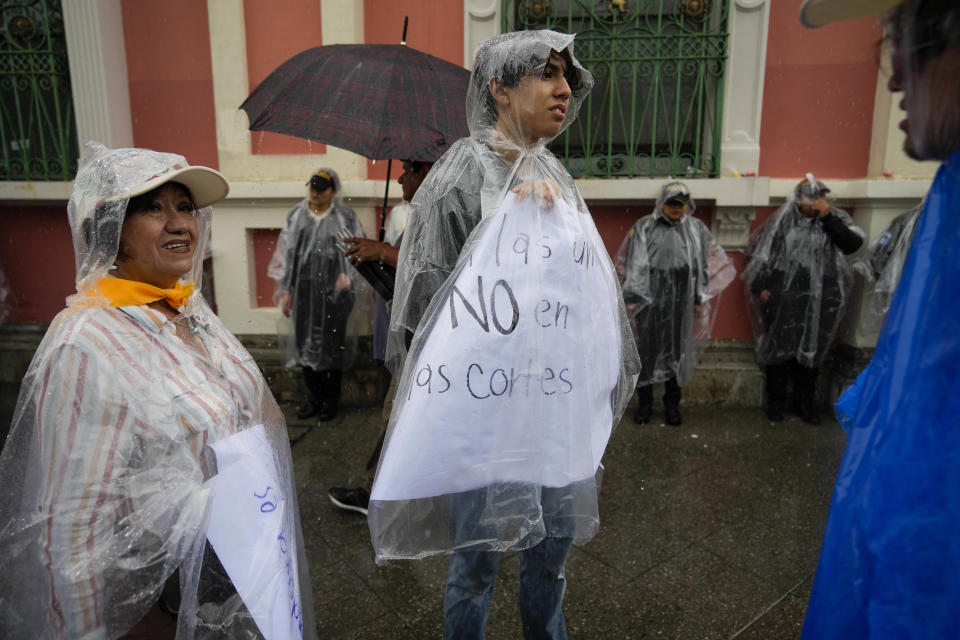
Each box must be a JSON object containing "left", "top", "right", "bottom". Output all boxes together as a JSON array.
[
  {"left": 0, "top": 204, "right": 75, "bottom": 323},
  {"left": 758, "top": 0, "right": 881, "bottom": 179},
  {"left": 120, "top": 0, "right": 219, "bottom": 169},
  {"left": 363, "top": 0, "right": 465, "bottom": 181},
  {"left": 244, "top": 0, "right": 325, "bottom": 156}
]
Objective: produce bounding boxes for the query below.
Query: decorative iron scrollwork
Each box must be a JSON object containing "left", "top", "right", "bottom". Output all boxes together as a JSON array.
[
  {"left": 521, "top": 0, "right": 552, "bottom": 22},
  {"left": 609, "top": 0, "right": 628, "bottom": 17},
  {"left": 680, "top": 0, "right": 711, "bottom": 19}
]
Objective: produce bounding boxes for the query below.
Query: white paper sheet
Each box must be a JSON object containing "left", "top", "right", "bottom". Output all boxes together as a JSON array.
[
  {"left": 373, "top": 196, "right": 621, "bottom": 501},
  {"left": 204, "top": 424, "right": 305, "bottom": 640}
]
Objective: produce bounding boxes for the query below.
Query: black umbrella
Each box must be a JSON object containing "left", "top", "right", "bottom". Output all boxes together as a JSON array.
[{"left": 240, "top": 43, "right": 471, "bottom": 163}]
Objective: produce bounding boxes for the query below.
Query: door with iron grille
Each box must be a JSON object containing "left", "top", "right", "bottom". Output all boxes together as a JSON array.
[
  {"left": 0, "top": 0, "right": 77, "bottom": 181},
  {"left": 504, "top": 0, "right": 729, "bottom": 178}
]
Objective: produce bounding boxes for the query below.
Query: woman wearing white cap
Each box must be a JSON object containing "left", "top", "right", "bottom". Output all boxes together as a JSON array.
[{"left": 0, "top": 143, "right": 315, "bottom": 639}]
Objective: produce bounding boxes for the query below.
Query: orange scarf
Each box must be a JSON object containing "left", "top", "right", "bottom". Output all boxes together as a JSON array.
[{"left": 95, "top": 277, "right": 195, "bottom": 308}]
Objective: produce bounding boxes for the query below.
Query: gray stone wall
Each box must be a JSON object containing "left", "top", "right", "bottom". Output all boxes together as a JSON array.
[{"left": 0, "top": 323, "right": 869, "bottom": 444}]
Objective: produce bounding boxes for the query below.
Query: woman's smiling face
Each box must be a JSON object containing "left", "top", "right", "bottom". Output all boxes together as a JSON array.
[{"left": 115, "top": 182, "right": 198, "bottom": 288}]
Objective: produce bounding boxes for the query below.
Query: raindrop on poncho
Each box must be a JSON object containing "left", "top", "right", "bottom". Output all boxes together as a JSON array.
[
  {"left": 267, "top": 169, "right": 369, "bottom": 371},
  {"left": 0, "top": 143, "right": 315, "bottom": 639},
  {"left": 743, "top": 178, "right": 864, "bottom": 367},
  {"left": 369, "top": 30, "right": 640, "bottom": 562},
  {"left": 614, "top": 184, "right": 735, "bottom": 386}
]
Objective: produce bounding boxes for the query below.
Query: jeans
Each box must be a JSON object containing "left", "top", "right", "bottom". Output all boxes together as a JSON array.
[{"left": 443, "top": 536, "right": 573, "bottom": 640}]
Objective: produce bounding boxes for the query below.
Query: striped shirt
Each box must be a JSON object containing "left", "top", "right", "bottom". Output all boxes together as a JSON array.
[{"left": 27, "top": 300, "right": 277, "bottom": 637}]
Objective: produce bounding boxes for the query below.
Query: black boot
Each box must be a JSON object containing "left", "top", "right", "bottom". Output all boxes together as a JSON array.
[
  {"left": 765, "top": 363, "right": 789, "bottom": 422},
  {"left": 663, "top": 378, "right": 682, "bottom": 426},
  {"left": 634, "top": 384, "right": 653, "bottom": 424},
  {"left": 297, "top": 367, "right": 323, "bottom": 419},
  {"left": 792, "top": 364, "right": 821, "bottom": 425},
  {"left": 317, "top": 369, "right": 343, "bottom": 422}
]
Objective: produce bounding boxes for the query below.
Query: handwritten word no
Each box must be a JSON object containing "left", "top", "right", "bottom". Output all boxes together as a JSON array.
[{"left": 449, "top": 275, "right": 519, "bottom": 334}]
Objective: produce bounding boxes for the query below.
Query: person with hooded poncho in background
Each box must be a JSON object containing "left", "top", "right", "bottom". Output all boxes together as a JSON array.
[
  {"left": 744, "top": 175, "right": 864, "bottom": 425},
  {"left": 368, "top": 30, "right": 639, "bottom": 639},
  {"left": 268, "top": 168, "right": 367, "bottom": 422},
  {"left": 798, "top": 0, "right": 960, "bottom": 636},
  {"left": 327, "top": 159, "right": 433, "bottom": 516},
  {"left": 615, "top": 181, "right": 735, "bottom": 426},
  {"left": 0, "top": 143, "right": 315, "bottom": 639},
  {"left": 853, "top": 201, "right": 922, "bottom": 330}
]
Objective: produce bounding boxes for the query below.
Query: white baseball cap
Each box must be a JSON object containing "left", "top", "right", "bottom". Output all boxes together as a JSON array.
[
  {"left": 125, "top": 164, "right": 229, "bottom": 209},
  {"left": 799, "top": 0, "right": 903, "bottom": 28}
]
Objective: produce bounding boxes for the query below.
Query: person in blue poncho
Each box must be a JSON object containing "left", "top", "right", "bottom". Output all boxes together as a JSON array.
[{"left": 799, "top": 0, "right": 960, "bottom": 637}]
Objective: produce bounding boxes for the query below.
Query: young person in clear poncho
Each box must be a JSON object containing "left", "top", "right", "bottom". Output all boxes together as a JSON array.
[
  {"left": 615, "top": 181, "right": 735, "bottom": 426},
  {"left": 853, "top": 201, "right": 922, "bottom": 330},
  {"left": 267, "top": 168, "right": 367, "bottom": 422},
  {"left": 743, "top": 175, "right": 864, "bottom": 425},
  {"left": 800, "top": 0, "right": 960, "bottom": 636},
  {"left": 369, "top": 30, "right": 639, "bottom": 639},
  {"left": 0, "top": 143, "right": 315, "bottom": 640}
]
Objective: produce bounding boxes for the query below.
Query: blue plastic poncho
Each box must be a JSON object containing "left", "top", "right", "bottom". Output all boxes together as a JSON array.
[{"left": 802, "top": 149, "right": 960, "bottom": 638}]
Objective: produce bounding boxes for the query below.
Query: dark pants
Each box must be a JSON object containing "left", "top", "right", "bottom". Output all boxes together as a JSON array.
[
  {"left": 444, "top": 537, "right": 573, "bottom": 640},
  {"left": 636, "top": 377, "right": 682, "bottom": 412},
  {"left": 303, "top": 366, "right": 342, "bottom": 411},
  {"left": 765, "top": 360, "right": 818, "bottom": 412}
]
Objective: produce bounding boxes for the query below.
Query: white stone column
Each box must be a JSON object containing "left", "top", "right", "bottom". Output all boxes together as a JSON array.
[
  {"left": 719, "top": 0, "right": 770, "bottom": 177},
  {"left": 62, "top": 0, "right": 133, "bottom": 148},
  {"left": 464, "top": 0, "right": 501, "bottom": 69}
]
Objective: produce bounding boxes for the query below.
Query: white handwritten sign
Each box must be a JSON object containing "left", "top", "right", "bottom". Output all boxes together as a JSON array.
[
  {"left": 203, "top": 424, "right": 304, "bottom": 640},
  {"left": 372, "top": 196, "right": 622, "bottom": 502}
]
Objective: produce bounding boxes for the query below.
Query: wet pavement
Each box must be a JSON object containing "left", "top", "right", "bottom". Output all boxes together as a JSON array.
[{"left": 286, "top": 403, "right": 847, "bottom": 639}]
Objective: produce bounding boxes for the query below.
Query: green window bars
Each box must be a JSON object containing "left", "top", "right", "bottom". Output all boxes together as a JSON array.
[
  {"left": 505, "top": 0, "right": 729, "bottom": 178},
  {"left": 0, "top": 0, "right": 77, "bottom": 181}
]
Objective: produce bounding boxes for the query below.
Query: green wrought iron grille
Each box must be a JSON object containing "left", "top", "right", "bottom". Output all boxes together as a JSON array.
[
  {"left": 0, "top": 0, "right": 77, "bottom": 181},
  {"left": 503, "top": 0, "right": 729, "bottom": 178}
]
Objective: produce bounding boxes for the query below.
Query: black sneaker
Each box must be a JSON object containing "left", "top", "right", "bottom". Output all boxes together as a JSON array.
[
  {"left": 665, "top": 406, "right": 683, "bottom": 426},
  {"left": 328, "top": 486, "right": 369, "bottom": 515}
]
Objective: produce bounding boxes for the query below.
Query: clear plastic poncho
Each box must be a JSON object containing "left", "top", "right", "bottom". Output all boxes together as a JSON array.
[
  {"left": 853, "top": 203, "right": 922, "bottom": 329},
  {"left": 0, "top": 143, "right": 315, "bottom": 639},
  {"left": 267, "top": 175, "right": 368, "bottom": 370},
  {"left": 743, "top": 181, "right": 864, "bottom": 367},
  {"left": 369, "top": 30, "right": 640, "bottom": 562},
  {"left": 614, "top": 187, "right": 735, "bottom": 387}
]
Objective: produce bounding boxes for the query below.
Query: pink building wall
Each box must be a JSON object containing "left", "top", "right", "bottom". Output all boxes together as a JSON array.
[
  {"left": 244, "top": 0, "right": 325, "bottom": 156},
  {"left": 120, "top": 0, "right": 219, "bottom": 169}
]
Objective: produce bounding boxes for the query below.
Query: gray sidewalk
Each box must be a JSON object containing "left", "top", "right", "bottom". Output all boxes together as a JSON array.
[{"left": 287, "top": 404, "right": 846, "bottom": 639}]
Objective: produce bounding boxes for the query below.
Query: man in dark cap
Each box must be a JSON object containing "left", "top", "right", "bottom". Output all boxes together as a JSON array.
[
  {"left": 617, "top": 181, "right": 734, "bottom": 426},
  {"left": 745, "top": 175, "right": 864, "bottom": 424}
]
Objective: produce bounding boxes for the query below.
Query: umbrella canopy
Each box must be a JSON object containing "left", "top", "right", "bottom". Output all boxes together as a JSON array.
[{"left": 240, "top": 44, "right": 471, "bottom": 163}]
